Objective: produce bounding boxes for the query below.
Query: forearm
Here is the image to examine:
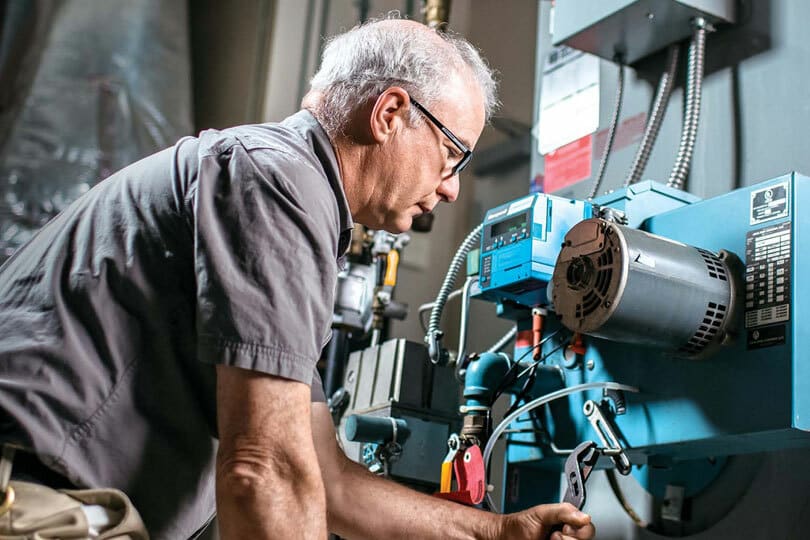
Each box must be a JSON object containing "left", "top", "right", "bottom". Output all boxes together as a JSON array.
[
  {"left": 217, "top": 451, "right": 327, "bottom": 539},
  {"left": 326, "top": 456, "right": 500, "bottom": 540},
  {"left": 215, "top": 367, "right": 328, "bottom": 539}
]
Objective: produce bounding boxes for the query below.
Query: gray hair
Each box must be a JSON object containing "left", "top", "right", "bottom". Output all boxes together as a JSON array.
[{"left": 308, "top": 16, "right": 498, "bottom": 138}]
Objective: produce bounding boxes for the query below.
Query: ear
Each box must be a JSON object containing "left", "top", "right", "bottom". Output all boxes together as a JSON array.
[{"left": 369, "top": 87, "right": 410, "bottom": 144}]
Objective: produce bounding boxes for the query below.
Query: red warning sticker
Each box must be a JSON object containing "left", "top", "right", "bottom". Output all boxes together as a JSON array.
[{"left": 543, "top": 134, "right": 592, "bottom": 193}]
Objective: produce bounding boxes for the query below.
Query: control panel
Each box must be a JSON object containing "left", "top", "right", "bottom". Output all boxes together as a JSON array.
[{"left": 477, "top": 193, "right": 592, "bottom": 308}]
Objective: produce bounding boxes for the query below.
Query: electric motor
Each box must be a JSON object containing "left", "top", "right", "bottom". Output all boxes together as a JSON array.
[{"left": 551, "top": 218, "right": 740, "bottom": 356}]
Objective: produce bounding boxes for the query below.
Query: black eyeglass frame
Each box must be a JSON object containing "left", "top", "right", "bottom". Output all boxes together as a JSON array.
[{"left": 410, "top": 98, "right": 472, "bottom": 176}]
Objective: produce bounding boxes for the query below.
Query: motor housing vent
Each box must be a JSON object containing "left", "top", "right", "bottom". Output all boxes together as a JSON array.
[{"left": 551, "top": 219, "right": 740, "bottom": 356}]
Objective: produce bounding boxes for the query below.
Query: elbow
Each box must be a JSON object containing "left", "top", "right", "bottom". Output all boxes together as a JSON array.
[{"left": 216, "top": 446, "right": 324, "bottom": 504}]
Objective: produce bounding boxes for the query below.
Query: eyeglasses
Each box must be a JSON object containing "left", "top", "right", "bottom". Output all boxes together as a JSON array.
[{"left": 410, "top": 98, "right": 473, "bottom": 176}]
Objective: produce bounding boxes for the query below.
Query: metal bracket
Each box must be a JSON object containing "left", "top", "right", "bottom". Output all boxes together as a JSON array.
[{"left": 583, "top": 399, "right": 632, "bottom": 475}]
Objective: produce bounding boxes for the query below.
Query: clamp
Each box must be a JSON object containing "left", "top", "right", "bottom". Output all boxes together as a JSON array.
[{"left": 560, "top": 441, "right": 602, "bottom": 510}]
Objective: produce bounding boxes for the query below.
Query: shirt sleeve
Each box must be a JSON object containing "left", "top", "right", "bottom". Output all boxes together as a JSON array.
[{"left": 193, "top": 140, "right": 339, "bottom": 388}]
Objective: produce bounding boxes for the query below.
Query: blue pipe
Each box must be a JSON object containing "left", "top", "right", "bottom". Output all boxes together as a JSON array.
[
  {"left": 463, "top": 352, "right": 512, "bottom": 409},
  {"left": 463, "top": 352, "right": 565, "bottom": 410}
]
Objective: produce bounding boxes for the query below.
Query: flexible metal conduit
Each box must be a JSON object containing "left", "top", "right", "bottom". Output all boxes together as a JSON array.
[
  {"left": 668, "top": 18, "right": 709, "bottom": 191},
  {"left": 624, "top": 44, "right": 680, "bottom": 187},
  {"left": 426, "top": 223, "right": 482, "bottom": 364},
  {"left": 482, "top": 381, "right": 639, "bottom": 512},
  {"left": 588, "top": 61, "right": 625, "bottom": 199}
]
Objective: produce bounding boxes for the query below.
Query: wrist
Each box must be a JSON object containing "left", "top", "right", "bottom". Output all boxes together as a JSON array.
[{"left": 473, "top": 509, "right": 506, "bottom": 540}]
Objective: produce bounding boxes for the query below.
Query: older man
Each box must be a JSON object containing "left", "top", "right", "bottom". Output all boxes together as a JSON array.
[{"left": 0, "top": 17, "right": 595, "bottom": 540}]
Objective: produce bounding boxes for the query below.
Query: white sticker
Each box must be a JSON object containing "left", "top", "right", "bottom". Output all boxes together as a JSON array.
[
  {"left": 750, "top": 181, "right": 789, "bottom": 225},
  {"left": 537, "top": 46, "right": 600, "bottom": 155},
  {"left": 507, "top": 196, "right": 535, "bottom": 215}
]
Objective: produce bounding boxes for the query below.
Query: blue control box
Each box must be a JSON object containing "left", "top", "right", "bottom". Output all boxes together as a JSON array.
[{"left": 477, "top": 193, "right": 592, "bottom": 308}]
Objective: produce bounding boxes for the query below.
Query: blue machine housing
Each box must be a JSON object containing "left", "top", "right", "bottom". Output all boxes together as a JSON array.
[
  {"left": 473, "top": 173, "right": 810, "bottom": 510},
  {"left": 477, "top": 193, "right": 592, "bottom": 307}
]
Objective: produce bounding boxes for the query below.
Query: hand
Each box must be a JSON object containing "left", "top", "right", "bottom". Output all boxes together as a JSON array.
[{"left": 497, "top": 503, "right": 595, "bottom": 540}]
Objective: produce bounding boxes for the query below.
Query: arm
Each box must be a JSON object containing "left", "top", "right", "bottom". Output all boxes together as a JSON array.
[
  {"left": 216, "top": 365, "right": 327, "bottom": 539},
  {"left": 311, "top": 404, "right": 595, "bottom": 540}
]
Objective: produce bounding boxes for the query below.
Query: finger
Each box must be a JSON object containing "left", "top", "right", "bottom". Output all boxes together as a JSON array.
[
  {"left": 563, "top": 522, "right": 596, "bottom": 540},
  {"left": 537, "top": 503, "right": 592, "bottom": 527}
]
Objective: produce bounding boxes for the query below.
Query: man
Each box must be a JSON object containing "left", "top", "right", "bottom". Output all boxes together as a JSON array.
[{"left": 0, "top": 16, "right": 595, "bottom": 540}]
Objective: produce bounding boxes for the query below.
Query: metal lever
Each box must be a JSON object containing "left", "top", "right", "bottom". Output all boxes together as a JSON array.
[
  {"left": 434, "top": 436, "right": 486, "bottom": 506},
  {"left": 583, "top": 399, "right": 632, "bottom": 475}
]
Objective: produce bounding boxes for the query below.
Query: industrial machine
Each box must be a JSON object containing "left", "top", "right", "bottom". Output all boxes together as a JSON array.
[{"left": 337, "top": 1, "right": 810, "bottom": 538}]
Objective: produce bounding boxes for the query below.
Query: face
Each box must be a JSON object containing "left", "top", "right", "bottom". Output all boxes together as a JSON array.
[{"left": 367, "top": 78, "right": 486, "bottom": 233}]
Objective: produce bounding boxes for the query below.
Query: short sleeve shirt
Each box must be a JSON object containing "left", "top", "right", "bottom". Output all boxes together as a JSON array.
[{"left": 0, "top": 111, "right": 352, "bottom": 539}]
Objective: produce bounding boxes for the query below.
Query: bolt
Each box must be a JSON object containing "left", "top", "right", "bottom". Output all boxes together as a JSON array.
[
  {"left": 586, "top": 360, "right": 595, "bottom": 370},
  {"left": 646, "top": 11, "right": 655, "bottom": 21},
  {"left": 604, "top": 300, "right": 612, "bottom": 308}
]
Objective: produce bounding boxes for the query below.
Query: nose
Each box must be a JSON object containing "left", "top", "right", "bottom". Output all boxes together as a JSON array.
[{"left": 437, "top": 173, "right": 460, "bottom": 203}]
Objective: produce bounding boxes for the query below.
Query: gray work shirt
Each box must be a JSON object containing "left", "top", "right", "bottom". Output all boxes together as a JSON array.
[{"left": 0, "top": 110, "right": 352, "bottom": 539}]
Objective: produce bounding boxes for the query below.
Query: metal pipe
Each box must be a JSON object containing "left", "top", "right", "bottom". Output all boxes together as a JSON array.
[
  {"left": 422, "top": 0, "right": 451, "bottom": 30},
  {"left": 454, "top": 276, "right": 476, "bottom": 379},
  {"left": 463, "top": 351, "right": 512, "bottom": 410},
  {"left": 486, "top": 327, "right": 517, "bottom": 355}
]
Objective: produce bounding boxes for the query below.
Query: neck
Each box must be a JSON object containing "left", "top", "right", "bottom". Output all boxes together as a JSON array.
[{"left": 332, "top": 134, "right": 380, "bottom": 226}]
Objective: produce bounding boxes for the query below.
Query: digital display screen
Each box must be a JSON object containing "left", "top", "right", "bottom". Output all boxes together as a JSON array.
[{"left": 491, "top": 214, "right": 527, "bottom": 237}]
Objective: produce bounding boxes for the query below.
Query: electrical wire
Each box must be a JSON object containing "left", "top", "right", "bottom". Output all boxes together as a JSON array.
[
  {"left": 488, "top": 329, "right": 565, "bottom": 407},
  {"left": 426, "top": 224, "right": 483, "bottom": 363},
  {"left": 418, "top": 288, "right": 463, "bottom": 332},
  {"left": 503, "top": 340, "right": 569, "bottom": 417},
  {"left": 625, "top": 44, "right": 680, "bottom": 187},
  {"left": 606, "top": 469, "right": 650, "bottom": 528},
  {"left": 588, "top": 59, "right": 625, "bottom": 199},
  {"left": 668, "top": 18, "right": 709, "bottom": 190},
  {"left": 504, "top": 363, "right": 539, "bottom": 417},
  {"left": 482, "top": 381, "right": 639, "bottom": 513}
]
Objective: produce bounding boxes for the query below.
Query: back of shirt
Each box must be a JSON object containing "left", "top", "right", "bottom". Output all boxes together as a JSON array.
[{"left": 0, "top": 111, "right": 350, "bottom": 539}]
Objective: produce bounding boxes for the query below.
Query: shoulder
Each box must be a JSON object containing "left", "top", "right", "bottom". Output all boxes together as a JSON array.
[
  {"left": 198, "top": 124, "right": 319, "bottom": 172},
  {"left": 195, "top": 127, "right": 338, "bottom": 223}
]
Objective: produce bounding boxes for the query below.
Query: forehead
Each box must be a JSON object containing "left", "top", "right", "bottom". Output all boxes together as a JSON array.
[{"left": 429, "top": 74, "right": 486, "bottom": 149}]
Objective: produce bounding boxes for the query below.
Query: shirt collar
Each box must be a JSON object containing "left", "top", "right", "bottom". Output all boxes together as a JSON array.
[{"left": 282, "top": 110, "right": 354, "bottom": 257}]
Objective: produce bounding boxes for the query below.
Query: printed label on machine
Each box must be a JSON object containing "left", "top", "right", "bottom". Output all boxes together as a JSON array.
[
  {"left": 536, "top": 45, "right": 599, "bottom": 155},
  {"left": 747, "top": 324, "right": 786, "bottom": 350},
  {"left": 750, "top": 181, "right": 789, "bottom": 225},
  {"left": 744, "top": 222, "right": 791, "bottom": 349}
]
